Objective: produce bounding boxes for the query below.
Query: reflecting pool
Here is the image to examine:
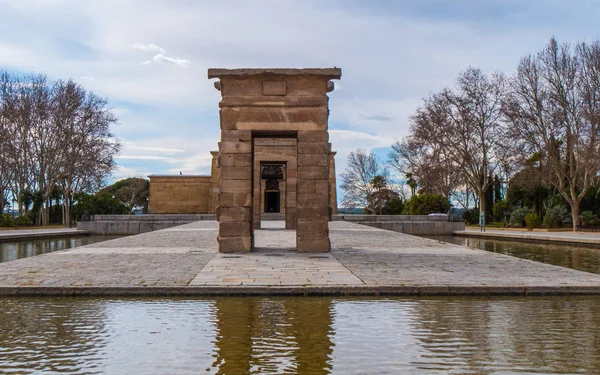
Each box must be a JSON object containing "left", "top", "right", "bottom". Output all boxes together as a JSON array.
[
  {"left": 0, "top": 235, "right": 123, "bottom": 263},
  {"left": 422, "top": 235, "right": 600, "bottom": 275},
  {"left": 1, "top": 297, "right": 600, "bottom": 374}
]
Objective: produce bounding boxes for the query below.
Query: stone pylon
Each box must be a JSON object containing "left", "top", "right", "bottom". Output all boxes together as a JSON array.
[{"left": 209, "top": 68, "right": 341, "bottom": 253}]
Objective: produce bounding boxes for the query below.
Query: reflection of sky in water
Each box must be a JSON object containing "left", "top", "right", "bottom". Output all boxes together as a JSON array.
[
  {"left": 423, "top": 235, "right": 600, "bottom": 275},
  {"left": 0, "top": 235, "right": 123, "bottom": 263},
  {"left": 1, "top": 297, "right": 600, "bottom": 374}
]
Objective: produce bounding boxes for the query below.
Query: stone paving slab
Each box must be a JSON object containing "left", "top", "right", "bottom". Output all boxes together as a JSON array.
[
  {"left": 191, "top": 250, "right": 362, "bottom": 286},
  {"left": 1, "top": 220, "right": 600, "bottom": 296}
]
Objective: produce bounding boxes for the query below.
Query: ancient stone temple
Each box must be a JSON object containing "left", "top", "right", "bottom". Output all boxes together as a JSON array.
[
  {"left": 209, "top": 68, "right": 341, "bottom": 253},
  {"left": 148, "top": 68, "right": 341, "bottom": 253}
]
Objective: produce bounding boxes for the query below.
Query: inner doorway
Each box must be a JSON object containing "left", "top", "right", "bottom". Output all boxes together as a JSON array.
[
  {"left": 264, "top": 191, "right": 280, "bottom": 213},
  {"left": 255, "top": 162, "right": 294, "bottom": 249},
  {"left": 260, "top": 164, "right": 284, "bottom": 215}
]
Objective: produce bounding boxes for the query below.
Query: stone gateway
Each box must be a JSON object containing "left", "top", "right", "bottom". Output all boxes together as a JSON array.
[{"left": 149, "top": 68, "right": 341, "bottom": 253}]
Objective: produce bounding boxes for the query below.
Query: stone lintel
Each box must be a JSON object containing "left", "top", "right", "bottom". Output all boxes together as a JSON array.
[
  {"left": 218, "top": 96, "right": 328, "bottom": 108},
  {"left": 254, "top": 138, "right": 297, "bottom": 147},
  {"left": 208, "top": 68, "right": 342, "bottom": 80}
]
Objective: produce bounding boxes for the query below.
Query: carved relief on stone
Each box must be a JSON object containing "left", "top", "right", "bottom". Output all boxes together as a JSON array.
[{"left": 261, "top": 164, "right": 284, "bottom": 180}]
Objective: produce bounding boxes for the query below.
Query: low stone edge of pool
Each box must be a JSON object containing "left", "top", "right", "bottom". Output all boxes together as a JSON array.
[
  {"left": 2, "top": 285, "right": 600, "bottom": 297},
  {"left": 453, "top": 230, "right": 600, "bottom": 247},
  {"left": 0, "top": 230, "right": 90, "bottom": 241}
]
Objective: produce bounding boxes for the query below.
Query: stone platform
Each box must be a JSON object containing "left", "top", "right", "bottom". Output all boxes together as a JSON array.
[{"left": 1, "top": 221, "right": 600, "bottom": 296}]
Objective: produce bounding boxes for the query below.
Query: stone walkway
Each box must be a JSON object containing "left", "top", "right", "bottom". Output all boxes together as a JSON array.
[
  {"left": 1, "top": 221, "right": 600, "bottom": 296},
  {"left": 456, "top": 228, "right": 600, "bottom": 246}
]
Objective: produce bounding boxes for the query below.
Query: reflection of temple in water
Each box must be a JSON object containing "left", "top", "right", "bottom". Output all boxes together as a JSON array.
[{"left": 213, "top": 298, "right": 333, "bottom": 374}]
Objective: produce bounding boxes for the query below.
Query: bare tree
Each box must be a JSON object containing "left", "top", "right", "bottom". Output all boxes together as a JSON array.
[
  {"left": 340, "top": 149, "right": 387, "bottom": 213},
  {"left": 56, "top": 86, "right": 120, "bottom": 226},
  {"left": 503, "top": 38, "right": 600, "bottom": 230},
  {"left": 0, "top": 71, "right": 120, "bottom": 226},
  {"left": 398, "top": 68, "right": 506, "bottom": 227},
  {"left": 390, "top": 134, "right": 461, "bottom": 201}
]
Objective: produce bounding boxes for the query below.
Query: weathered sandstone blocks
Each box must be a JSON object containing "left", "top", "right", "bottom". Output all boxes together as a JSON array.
[
  {"left": 220, "top": 166, "right": 252, "bottom": 180},
  {"left": 298, "top": 166, "right": 329, "bottom": 180},
  {"left": 296, "top": 236, "right": 330, "bottom": 253},
  {"left": 220, "top": 142, "right": 251, "bottom": 154},
  {"left": 219, "top": 193, "right": 252, "bottom": 207},
  {"left": 298, "top": 153, "right": 328, "bottom": 167},
  {"left": 219, "top": 222, "right": 252, "bottom": 237},
  {"left": 298, "top": 142, "right": 330, "bottom": 154},
  {"left": 218, "top": 236, "right": 252, "bottom": 253},
  {"left": 297, "top": 130, "right": 329, "bottom": 142},
  {"left": 220, "top": 154, "right": 252, "bottom": 167},
  {"left": 219, "top": 207, "right": 252, "bottom": 222}
]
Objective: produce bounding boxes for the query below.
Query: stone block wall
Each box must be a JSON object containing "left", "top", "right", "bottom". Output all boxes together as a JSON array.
[
  {"left": 148, "top": 175, "right": 212, "bottom": 214},
  {"left": 334, "top": 214, "right": 465, "bottom": 235}
]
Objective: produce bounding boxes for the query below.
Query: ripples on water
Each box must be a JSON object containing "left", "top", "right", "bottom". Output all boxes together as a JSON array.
[
  {"left": 424, "top": 235, "right": 600, "bottom": 275},
  {"left": 0, "top": 235, "right": 123, "bottom": 263},
  {"left": 1, "top": 297, "right": 600, "bottom": 374}
]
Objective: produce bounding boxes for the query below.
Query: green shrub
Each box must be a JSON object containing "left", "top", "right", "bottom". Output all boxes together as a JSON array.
[
  {"left": 14, "top": 215, "right": 32, "bottom": 226},
  {"left": 508, "top": 207, "right": 530, "bottom": 227},
  {"left": 406, "top": 193, "right": 450, "bottom": 215},
  {"left": 384, "top": 197, "right": 404, "bottom": 215},
  {"left": 543, "top": 205, "right": 571, "bottom": 228},
  {"left": 492, "top": 200, "right": 510, "bottom": 222},
  {"left": 524, "top": 213, "right": 539, "bottom": 231},
  {"left": 0, "top": 214, "right": 16, "bottom": 227},
  {"left": 463, "top": 208, "right": 479, "bottom": 225},
  {"left": 580, "top": 210, "right": 600, "bottom": 226}
]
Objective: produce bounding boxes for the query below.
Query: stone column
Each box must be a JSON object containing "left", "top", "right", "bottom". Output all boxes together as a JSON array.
[
  {"left": 329, "top": 150, "right": 338, "bottom": 216},
  {"left": 209, "top": 150, "right": 220, "bottom": 214},
  {"left": 296, "top": 128, "right": 331, "bottom": 252},
  {"left": 217, "top": 118, "right": 253, "bottom": 252}
]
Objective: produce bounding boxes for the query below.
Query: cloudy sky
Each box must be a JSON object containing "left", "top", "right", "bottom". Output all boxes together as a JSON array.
[{"left": 1, "top": 0, "right": 598, "bottom": 183}]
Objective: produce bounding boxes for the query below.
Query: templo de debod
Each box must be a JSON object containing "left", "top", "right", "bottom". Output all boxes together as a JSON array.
[{"left": 148, "top": 68, "right": 341, "bottom": 253}]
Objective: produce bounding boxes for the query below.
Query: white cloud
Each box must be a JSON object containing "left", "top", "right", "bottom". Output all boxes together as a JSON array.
[
  {"left": 111, "top": 165, "right": 149, "bottom": 180},
  {"left": 150, "top": 53, "right": 191, "bottom": 67},
  {"left": 132, "top": 43, "right": 190, "bottom": 67},
  {"left": 117, "top": 155, "right": 178, "bottom": 162},
  {"left": 132, "top": 43, "right": 165, "bottom": 54},
  {"left": 167, "top": 152, "right": 213, "bottom": 175},
  {"left": 81, "top": 75, "right": 95, "bottom": 80},
  {"left": 121, "top": 143, "right": 186, "bottom": 154}
]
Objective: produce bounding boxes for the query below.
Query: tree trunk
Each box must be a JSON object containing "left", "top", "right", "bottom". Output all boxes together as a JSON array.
[
  {"left": 479, "top": 191, "right": 486, "bottom": 231},
  {"left": 63, "top": 185, "right": 72, "bottom": 228},
  {"left": 570, "top": 201, "right": 580, "bottom": 232}
]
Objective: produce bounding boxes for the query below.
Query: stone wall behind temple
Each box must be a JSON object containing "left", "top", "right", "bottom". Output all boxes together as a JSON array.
[
  {"left": 148, "top": 175, "right": 213, "bottom": 214},
  {"left": 148, "top": 150, "right": 337, "bottom": 216}
]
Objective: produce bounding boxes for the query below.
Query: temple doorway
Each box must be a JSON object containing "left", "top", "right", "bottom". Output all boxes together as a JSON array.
[
  {"left": 260, "top": 164, "right": 285, "bottom": 215},
  {"left": 264, "top": 191, "right": 280, "bottom": 213}
]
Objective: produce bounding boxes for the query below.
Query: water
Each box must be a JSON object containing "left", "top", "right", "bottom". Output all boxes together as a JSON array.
[
  {"left": 0, "top": 235, "right": 123, "bottom": 263},
  {"left": 422, "top": 235, "right": 600, "bottom": 275},
  {"left": 1, "top": 296, "right": 599, "bottom": 374}
]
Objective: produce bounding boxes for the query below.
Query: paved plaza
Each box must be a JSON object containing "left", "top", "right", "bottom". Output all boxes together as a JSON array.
[{"left": 1, "top": 221, "right": 600, "bottom": 296}]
